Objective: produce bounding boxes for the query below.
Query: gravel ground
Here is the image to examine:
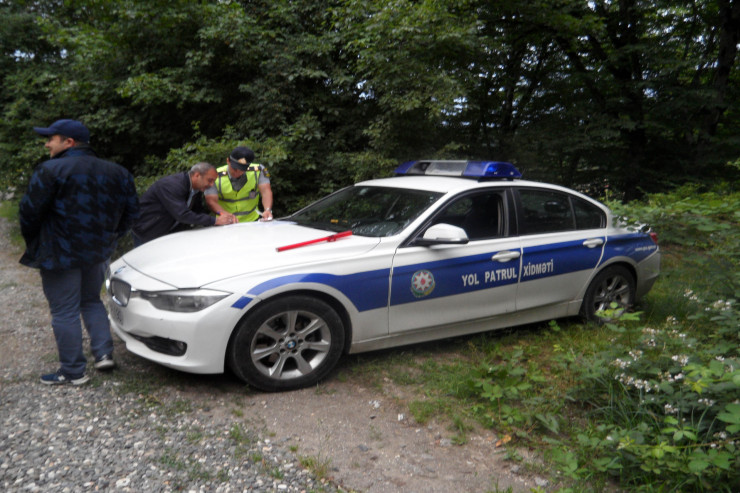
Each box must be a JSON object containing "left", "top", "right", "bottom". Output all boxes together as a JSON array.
[{"left": 0, "top": 216, "right": 339, "bottom": 493}]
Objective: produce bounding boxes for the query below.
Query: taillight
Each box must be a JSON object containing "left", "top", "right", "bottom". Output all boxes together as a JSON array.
[{"left": 649, "top": 232, "right": 659, "bottom": 245}]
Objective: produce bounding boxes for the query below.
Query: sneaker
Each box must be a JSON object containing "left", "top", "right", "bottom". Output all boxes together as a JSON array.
[
  {"left": 40, "top": 371, "right": 90, "bottom": 386},
  {"left": 94, "top": 354, "right": 115, "bottom": 371}
]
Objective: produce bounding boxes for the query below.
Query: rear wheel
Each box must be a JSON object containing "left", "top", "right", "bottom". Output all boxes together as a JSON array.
[
  {"left": 581, "top": 266, "right": 636, "bottom": 323},
  {"left": 228, "top": 296, "right": 345, "bottom": 391}
]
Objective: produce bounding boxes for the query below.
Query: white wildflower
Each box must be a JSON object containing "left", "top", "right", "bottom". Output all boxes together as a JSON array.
[
  {"left": 683, "top": 289, "right": 699, "bottom": 301},
  {"left": 612, "top": 358, "right": 631, "bottom": 369},
  {"left": 671, "top": 354, "right": 689, "bottom": 366}
]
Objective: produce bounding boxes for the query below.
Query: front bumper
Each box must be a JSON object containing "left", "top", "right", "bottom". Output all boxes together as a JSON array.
[
  {"left": 108, "top": 293, "right": 245, "bottom": 374},
  {"left": 106, "top": 260, "right": 249, "bottom": 374}
]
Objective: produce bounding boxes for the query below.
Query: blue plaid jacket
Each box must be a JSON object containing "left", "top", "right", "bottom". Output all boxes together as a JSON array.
[{"left": 19, "top": 146, "right": 139, "bottom": 270}]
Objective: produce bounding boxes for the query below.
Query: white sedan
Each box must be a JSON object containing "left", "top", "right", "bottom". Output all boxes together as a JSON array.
[{"left": 107, "top": 160, "right": 660, "bottom": 391}]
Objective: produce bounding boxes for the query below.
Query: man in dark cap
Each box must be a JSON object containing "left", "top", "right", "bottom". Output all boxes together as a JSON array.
[
  {"left": 204, "top": 146, "right": 274, "bottom": 222},
  {"left": 20, "top": 119, "right": 139, "bottom": 385}
]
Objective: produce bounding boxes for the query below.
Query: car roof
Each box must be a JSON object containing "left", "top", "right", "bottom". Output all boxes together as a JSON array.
[
  {"left": 356, "top": 175, "right": 569, "bottom": 195},
  {"left": 354, "top": 175, "right": 609, "bottom": 212}
]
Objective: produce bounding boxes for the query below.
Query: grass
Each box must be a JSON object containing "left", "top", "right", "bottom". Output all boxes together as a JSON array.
[
  {"left": 299, "top": 453, "right": 333, "bottom": 481},
  {"left": 0, "top": 199, "right": 17, "bottom": 220},
  {"left": 0, "top": 200, "right": 23, "bottom": 248}
]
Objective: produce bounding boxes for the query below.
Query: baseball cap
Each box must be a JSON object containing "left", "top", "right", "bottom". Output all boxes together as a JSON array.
[
  {"left": 228, "top": 146, "right": 255, "bottom": 171},
  {"left": 33, "top": 119, "right": 90, "bottom": 143}
]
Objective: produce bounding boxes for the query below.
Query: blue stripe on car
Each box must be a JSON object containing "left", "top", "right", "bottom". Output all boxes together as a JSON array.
[
  {"left": 247, "top": 271, "right": 391, "bottom": 312},
  {"left": 389, "top": 251, "right": 519, "bottom": 306},
  {"left": 237, "top": 234, "right": 654, "bottom": 312},
  {"left": 231, "top": 296, "right": 253, "bottom": 309},
  {"left": 520, "top": 238, "right": 604, "bottom": 282},
  {"left": 603, "top": 233, "right": 658, "bottom": 264}
]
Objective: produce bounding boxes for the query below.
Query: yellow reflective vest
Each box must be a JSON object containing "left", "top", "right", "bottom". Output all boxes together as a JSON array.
[{"left": 214, "top": 164, "right": 262, "bottom": 222}]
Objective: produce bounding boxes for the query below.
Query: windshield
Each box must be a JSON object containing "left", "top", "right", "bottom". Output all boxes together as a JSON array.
[{"left": 287, "top": 186, "right": 444, "bottom": 237}]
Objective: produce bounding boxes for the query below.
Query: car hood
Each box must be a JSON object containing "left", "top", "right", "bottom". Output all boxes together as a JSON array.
[{"left": 121, "top": 221, "right": 381, "bottom": 288}]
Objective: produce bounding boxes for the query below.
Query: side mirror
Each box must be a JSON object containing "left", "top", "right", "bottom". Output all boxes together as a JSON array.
[{"left": 414, "top": 223, "right": 469, "bottom": 246}]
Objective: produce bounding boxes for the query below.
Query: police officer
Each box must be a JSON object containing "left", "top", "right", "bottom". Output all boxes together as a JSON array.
[{"left": 204, "top": 146, "right": 273, "bottom": 222}]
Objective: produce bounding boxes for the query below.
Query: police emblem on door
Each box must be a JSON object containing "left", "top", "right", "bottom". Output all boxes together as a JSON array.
[{"left": 411, "top": 270, "right": 435, "bottom": 298}]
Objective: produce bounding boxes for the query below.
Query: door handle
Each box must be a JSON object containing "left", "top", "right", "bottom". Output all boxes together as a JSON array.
[
  {"left": 583, "top": 238, "right": 604, "bottom": 248},
  {"left": 491, "top": 251, "right": 521, "bottom": 262}
]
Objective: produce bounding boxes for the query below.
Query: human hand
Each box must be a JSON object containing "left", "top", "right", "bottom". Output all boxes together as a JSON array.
[
  {"left": 261, "top": 209, "right": 273, "bottom": 222},
  {"left": 215, "top": 213, "right": 236, "bottom": 225}
]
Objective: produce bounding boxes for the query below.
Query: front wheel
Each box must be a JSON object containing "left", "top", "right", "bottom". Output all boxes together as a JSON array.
[
  {"left": 227, "top": 296, "right": 345, "bottom": 391},
  {"left": 580, "top": 266, "right": 636, "bottom": 323}
]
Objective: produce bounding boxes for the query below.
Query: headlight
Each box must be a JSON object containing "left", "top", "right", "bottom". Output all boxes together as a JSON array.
[{"left": 139, "top": 289, "right": 230, "bottom": 312}]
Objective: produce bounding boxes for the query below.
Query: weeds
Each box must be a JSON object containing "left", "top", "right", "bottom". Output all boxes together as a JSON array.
[
  {"left": 229, "top": 422, "right": 258, "bottom": 459},
  {"left": 299, "top": 454, "right": 333, "bottom": 480},
  {"left": 0, "top": 200, "right": 23, "bottom": 248}
]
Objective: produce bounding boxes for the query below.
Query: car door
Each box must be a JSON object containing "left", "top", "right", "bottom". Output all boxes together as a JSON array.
[
  {"left": 514, "top": 187, "right": 606, "bottom": 311},
  {"left": 388, "top": 189, "right": 521, "bottom": 333}
]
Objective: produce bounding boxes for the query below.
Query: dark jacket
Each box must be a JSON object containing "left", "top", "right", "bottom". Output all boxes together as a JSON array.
[
  {"left": 19, "top": 146, "right": 139, "bottom": 270},
  {"left": 132, "top": 171, "right": 215, "bottom": 244}
]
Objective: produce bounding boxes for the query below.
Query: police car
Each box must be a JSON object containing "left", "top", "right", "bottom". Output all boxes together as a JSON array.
[{"left": 107, "top": 160, "right": 660, "bottom": 391}]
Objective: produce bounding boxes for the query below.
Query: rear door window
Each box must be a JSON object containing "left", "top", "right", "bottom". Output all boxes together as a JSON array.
[
  {"left": 516, "top": 188, "right": 605, "bottom": 234},
  {"left": 517, "top": 189, "right": 575, "bottom": 234},
  {"left": 572, "top": 197, "right": 606, "bottom": 229}
]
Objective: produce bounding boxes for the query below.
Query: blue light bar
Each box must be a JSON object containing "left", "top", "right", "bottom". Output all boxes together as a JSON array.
[{"left": 394, "top": 160, "right": 522, "bottom": 179}]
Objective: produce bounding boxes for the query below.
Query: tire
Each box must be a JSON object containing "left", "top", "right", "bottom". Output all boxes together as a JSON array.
[
  {"left": 580, "top": 265, "right": 636, "bottom": 323},
  {"left": 228, "top": 296, "right": 345, "bottom": 391}
]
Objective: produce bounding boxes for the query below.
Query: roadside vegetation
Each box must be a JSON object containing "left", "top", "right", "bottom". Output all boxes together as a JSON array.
[{"left": 343, "top": 181, "right": 739, "bottom": 492}]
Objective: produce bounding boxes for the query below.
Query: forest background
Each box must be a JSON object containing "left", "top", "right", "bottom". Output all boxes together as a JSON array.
[{"left": 1, "top": 0, "right": 739, "bottom": 211}]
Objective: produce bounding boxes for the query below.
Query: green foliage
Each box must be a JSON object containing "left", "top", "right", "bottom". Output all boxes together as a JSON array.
[
  {"left": 467, "top": 348, "right": 550, "bottom": 432},
  {"left": 607, "top": 177, "right": 740, "bottom": 299},
  {"left": 2, "top": 0, "right": 740, "bottom": 200},
  {"left": 0, "top": 200, "right": 23, "bottom": 248},
  {"left": 564, "top": 185, "right": 740, "bottom": 491},
  {"left": 569, "top": 304, "right": 740, "bottom": 490}
]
